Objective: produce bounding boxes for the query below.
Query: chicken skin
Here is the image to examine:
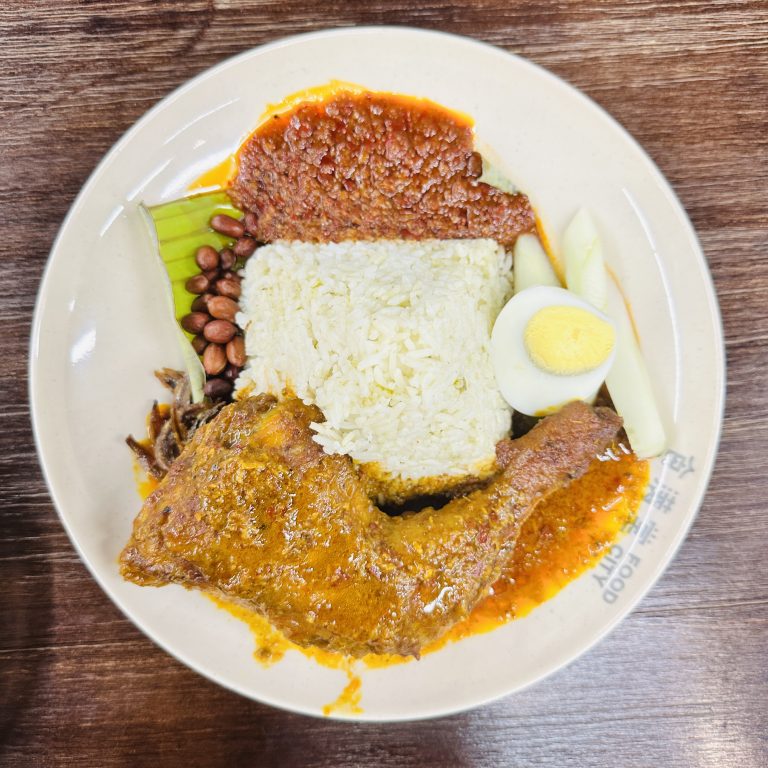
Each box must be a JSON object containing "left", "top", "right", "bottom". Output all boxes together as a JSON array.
[{"left": 121, "top": 396, "right": 621, "bottom": 657}]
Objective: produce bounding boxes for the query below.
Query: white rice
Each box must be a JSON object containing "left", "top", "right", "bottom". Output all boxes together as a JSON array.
[{"left": 235, "top": 239, "right": 513, "bottom": 479}]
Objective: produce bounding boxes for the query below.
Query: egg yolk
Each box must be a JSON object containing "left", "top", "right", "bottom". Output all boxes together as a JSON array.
[{"left": 524, "top": 305, "right": 615, "bottom": 375}]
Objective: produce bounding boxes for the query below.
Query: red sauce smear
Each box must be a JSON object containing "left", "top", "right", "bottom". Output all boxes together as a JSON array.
[{"left": 228, "top": 89, "right": 535, "bottom": 245}]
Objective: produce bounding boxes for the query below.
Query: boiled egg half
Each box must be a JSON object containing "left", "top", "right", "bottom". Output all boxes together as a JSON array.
[{"left": 491, "top": 285, "right": 617, "bottom": 416}]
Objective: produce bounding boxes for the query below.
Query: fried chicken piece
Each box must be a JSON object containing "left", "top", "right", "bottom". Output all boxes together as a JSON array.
[
  {"left": 120, "top": 396, "right": 620, "bottom": 657},
  {"left": 230, "top": 91, "right": 536, "bottom": 245}
]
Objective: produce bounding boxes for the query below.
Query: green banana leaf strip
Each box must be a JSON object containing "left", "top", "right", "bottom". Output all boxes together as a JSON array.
[{"left": 140, "top": 190, "right": 244, "bottom": 402}]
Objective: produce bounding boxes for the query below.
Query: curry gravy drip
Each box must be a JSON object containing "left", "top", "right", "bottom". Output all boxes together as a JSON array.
[{"left": 207, "top": 594, "right": 364, "bottom": 716}]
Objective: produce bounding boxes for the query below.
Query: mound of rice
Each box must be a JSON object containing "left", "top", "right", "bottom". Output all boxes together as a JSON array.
[{"left": 235, "top": 239, "right": 513, "bottom": 479}]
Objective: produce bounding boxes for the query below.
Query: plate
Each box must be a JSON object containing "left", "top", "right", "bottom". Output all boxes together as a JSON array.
[{"left": 30, "top": 27, "right": 724, "bottom": 721}]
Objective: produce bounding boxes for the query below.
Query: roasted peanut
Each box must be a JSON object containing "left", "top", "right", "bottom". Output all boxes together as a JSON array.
[
  {"left": 185, "top": 274, "right": 210, "bottom": 295},
  {"left": 195, "top": 245, "right": 220, "bottom": 271},
  {"left": 219, "top": 248, "right": 236, "bottom": 270},
  {"left": 222, "top": 363, "right": 241, "bottom": 381},
  {"left": 191, "top": 334, "right": 208, "bottom": 354},
  {"left": 204, "top": 377, "right": 232, "bottom": 400},
  {"left": 210, "top": 213, "right": 244, "bottom": 238},
  {"left": 202, "top": 342, "right": 227, "bottom": 375},
  {"left": 226, "top": 336, "right": 246, "bottom": 367},
  {"left": 233, "top": 235, "right": 256, "bottom": 258},
  {"left": 244, "top": 211, "right": 259, "bottom": 236},
  {"left": 181, "top": 311, "right": 210, "bottom": 334},
  {"left": 202, "top": 269, "right": 220, "bottom": 283},
  {"left": 207, "top": 295, "right": 239, "bottom": 322},
  {"left": 203, "top": 319, "right": 237, "bottom": 344},
  {"left": 215, "top": 278, "right": 241, "bottom": 300},
  {"left": 191, "top": 293, "right": 213, "bottom": 312}
]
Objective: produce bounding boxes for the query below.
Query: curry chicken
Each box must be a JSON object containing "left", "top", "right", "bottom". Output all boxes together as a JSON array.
[{"left": 121, "top": 397, "right": 620, "bottom": 657}]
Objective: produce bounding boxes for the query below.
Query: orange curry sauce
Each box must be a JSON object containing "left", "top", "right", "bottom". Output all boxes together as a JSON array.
[
  {"left": 134, "top": 86, "right": 650, "bottom": 708},
  {"left": 435, "top": 445, "right": 648, "bottom": 647}
]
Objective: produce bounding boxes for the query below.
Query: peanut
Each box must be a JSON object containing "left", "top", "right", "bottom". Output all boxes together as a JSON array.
[
  {"left": 215, "top": 278, "right": 241, "bottom": 300},
  {"left": 195, "top": 245, "right": 219, "bottom": 271},
  {"left": 210, "top": 214, "right": 244, "bottom": 238},
  {"left": 181, "top": 312, "right": 210, "bottom": 334},
  {"left": 185, "top": 274, "right": 210, "bottom": 295},
  {"left": 233, "top": 236, "right": 256, "bottom": 258},
  {"left": 204, "top": 377, "right": 232, "bottom": 400},
  {"left": 207, "top": 296, "right": 239, "bottom": 322},
  {"left": 226, "top": 336, "right": 246, "bottom": 367},
  {"left": 203, "top": 319, "right": 236, "bottom": 344},
  {"left": 202, "top": 342, "right": 227, "bottom": 375}
]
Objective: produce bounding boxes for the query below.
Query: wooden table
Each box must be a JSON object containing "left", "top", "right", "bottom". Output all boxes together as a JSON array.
[{"left": 2, "top": 2, "right": 766, "bottom": 765}]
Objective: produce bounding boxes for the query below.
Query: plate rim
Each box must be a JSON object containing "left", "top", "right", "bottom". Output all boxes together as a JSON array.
[{"left": 29, "top": 25, "right": 726, "bottom": 722}]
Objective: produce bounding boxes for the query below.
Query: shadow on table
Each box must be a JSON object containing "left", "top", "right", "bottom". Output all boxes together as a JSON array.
[{"left": 0, "top": 509, "right": 54, "bottom": 751}]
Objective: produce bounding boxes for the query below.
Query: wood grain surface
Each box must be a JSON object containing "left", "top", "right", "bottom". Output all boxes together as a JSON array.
[{"left": 2, "top": 1, "right": 767, "bottom": 766}]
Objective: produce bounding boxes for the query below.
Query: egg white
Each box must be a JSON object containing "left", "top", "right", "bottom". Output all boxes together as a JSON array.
[{"left": 490, "top": 286, "right": 616, "bottom": 417}]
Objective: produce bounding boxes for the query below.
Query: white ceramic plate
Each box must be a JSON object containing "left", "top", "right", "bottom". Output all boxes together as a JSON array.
[{"left": 30, "top": 27, "right": 724, "bottom": 721}]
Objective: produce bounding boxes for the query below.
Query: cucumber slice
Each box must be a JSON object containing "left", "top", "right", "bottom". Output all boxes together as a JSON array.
[
  {"left": 513, "top": 234, "right": 561, "bottom": 293},
  {"left": 562, "top": 208, "right": 608, "bottom": 311},
  {"left": 561, "top": 208, "right": 666, "bottom": 457}
]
